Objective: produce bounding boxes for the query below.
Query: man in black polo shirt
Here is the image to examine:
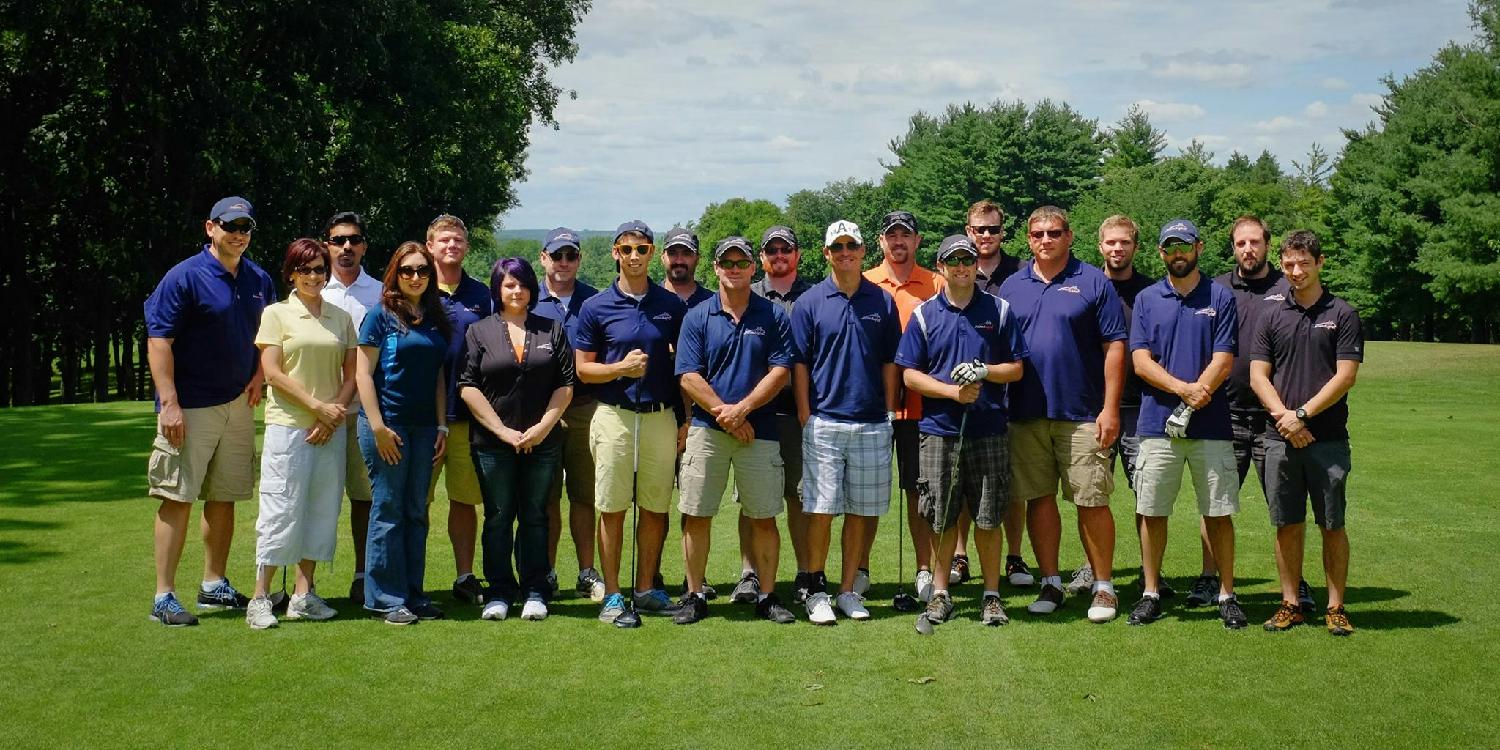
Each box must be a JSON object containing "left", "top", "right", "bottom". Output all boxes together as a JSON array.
[{"left": 1250, "top": 230, "right": 1362, "bottom": 636}]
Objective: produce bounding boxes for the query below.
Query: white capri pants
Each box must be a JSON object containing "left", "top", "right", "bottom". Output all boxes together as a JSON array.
[{"left": 256, "top": 424, "right": 346, "bottom": 566}]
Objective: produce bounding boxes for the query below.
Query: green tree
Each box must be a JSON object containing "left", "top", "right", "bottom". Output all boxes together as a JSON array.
[
  {"left": 687, "top": 197, "right": 786, "bottom": 287},
  {"left": 784, "top": 178, "right": 888, "bottom": 278},
  {"left": 1103, "top": 104, "right": 1167, "bottom": 173}
]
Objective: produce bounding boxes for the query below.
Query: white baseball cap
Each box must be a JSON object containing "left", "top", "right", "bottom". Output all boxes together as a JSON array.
[{"left": 824, "top": 220, "right": 863, "bottom": 247}]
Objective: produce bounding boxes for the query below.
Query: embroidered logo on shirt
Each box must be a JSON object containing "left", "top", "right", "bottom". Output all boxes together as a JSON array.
[
  {"left": 1195, "top": 308, "right": 1217, "bottom": 317},
  {"left": 743, "top": 326, "right": 766, "bottom": 336},
  {"left": 861, "top": 313, "right": 883, "bottom": 322},
  {"left": 1314, "top": 321, "right": 1337, "bottom": 330},
  {"left": 537, "top": 342, "right": 553, "bottom": 351},
  {"left": 1264, "top": 293, "right": 1286, "bottom": 302},
  {"left": 652, "top": 312, "right": 674, "bottom": 321},
  {"left": 1057, "top": 286, "right": 1081, "bottom": 294},
  {"left": 974, "top": 321, "right": 995, "bottom": 331}
]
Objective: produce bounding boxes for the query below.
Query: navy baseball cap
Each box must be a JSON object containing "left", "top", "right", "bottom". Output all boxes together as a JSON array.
[
  {"left": 614, "top": 219, "right": 653, "bottom": 245},
  {"left": 880, "top": 210, "right": 918, "bottom": 234},
  {"left": 760, "top": 225, "right": 798, "bottom": 249},
  {"left": 210, "top": 196, "right": 254, "bottom": 223},
  {"left": 544, "top": 227, "right": 581, "bottom": 253},
  {"left": 1158, "top": 218, "right": 1200, "bottom": 246},
  {"left": 936, "top": 234, "right": 979, "bottom": 262},
  {"left": 713, "top": 236, "right": 754, "bottom": 261},
  {"left": 663, "top": 227, "right": 700, "bottom": 253}
]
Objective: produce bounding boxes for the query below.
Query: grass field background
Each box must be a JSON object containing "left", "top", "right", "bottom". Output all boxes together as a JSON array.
[{"left": 1, "top": 342, "right": 1496, "bottom": 747}]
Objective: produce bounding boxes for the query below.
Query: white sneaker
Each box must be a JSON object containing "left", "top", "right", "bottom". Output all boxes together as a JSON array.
[
  {"left": 852, "top": 568, "right": 871, "bottom": 595},
  {"left": 286, "top": 592, "right": 337, "bottom": 621},
  {"left": 835, "top": 591, "right": 871, "bottom": 620},
  {"left": 245, "top": 596, "right": 278, "bottom": 630},
  {"left": 481, "top": 599, "right": 510, "bottom": 621},
  {"left": 520, "top": 596, "right": 548, "bottom": 621},
  {"left": 916, "top": 569, "right": 935, "bottom": 603},
  {"left": 805, "top": 592, "right": 837, "bottom": 625}
]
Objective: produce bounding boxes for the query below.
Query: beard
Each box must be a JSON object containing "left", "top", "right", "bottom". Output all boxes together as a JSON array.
[
  {"left": 1238, "top": 255, "right": 1267, "bottom": 277},
  {"left": 1167, "top": 256, "right": 1199, "bottom": 279},
  {"left": 668, "top": 265, "right": 694, "bottom": 282}
]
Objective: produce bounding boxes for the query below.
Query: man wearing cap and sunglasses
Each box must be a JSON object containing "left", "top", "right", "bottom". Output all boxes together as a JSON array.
[
  {"left": 661, "top": 227, "right": 715, "bottom": 309},
  {"left": 144, "top": 196, "right": 277, "bottom": 626}
]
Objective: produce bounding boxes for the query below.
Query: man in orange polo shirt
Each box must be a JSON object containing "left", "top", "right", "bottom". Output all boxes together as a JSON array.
[{"left": 865, "top": 209, "right": 945, "bottom": 602}]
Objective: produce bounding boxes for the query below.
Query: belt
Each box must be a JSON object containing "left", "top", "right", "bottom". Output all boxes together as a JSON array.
[{"left": 613, "top": 400, "right": 671, "bottom": 414}]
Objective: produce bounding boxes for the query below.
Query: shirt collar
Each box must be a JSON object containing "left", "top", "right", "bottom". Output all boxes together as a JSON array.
[
  {"left": 284, "top": 292, "right": 330, "bottom": 320},
  {"left": 1023, "top": 255, "right": 1080, "bottom": 283}
]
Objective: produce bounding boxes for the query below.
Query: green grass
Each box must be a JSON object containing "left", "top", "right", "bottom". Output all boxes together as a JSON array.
[{"left": 1, "top": 341, "right": 1497, "bottom": 748}]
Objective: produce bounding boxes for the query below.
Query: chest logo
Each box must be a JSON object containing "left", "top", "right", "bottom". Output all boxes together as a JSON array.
[
  {"left": 1314, "top": 321, "right": 1337, "bottom": 330},
  {"left": 1057, "top": 286, "right": 1081, "bottom": 294},
  {"left": 1195, "top": 308, "right": 1217, "bottom": 317},
  {"left": 743, "top": 326, "right": 766, "bottom": 336},
  {"left": 652, "top": 312, "right": 674, "bottom": 321},
  {"left": 861, "top": 313, "right": 883, "bottom": 323},
  {"left": 1264, "top": 293, "right": 1285, "bottom": 302},
  {"left": 974, "top": 321, "right": 995, "bottom": 331},
  {"left": 537, "top": 342, "right": 553, "bottom": 351}
]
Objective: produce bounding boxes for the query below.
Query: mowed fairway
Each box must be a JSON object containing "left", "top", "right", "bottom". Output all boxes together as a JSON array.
[{"left": 1, "top": 341, "right": 1496, "bottom": 747}]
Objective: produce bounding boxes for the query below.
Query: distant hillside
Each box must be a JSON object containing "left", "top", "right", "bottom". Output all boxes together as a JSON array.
[{"left": 497, "top": 228, "right": 614, "bottom": 242}]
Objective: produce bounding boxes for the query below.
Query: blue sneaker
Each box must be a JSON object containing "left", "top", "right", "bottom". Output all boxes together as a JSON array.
[
  {"left": 150, "top": 593, "right": 199, "bottom": 627},
  {"left": 598, "top": 593, "right": 626, "bottom": 623},
  {"left": 197, "top": 578, "right": 250, "bottom": 611},
  {"left": 632, "top": 588, "right": 681, "bottom": 616}
]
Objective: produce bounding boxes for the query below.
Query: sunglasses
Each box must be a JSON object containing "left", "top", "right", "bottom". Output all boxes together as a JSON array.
[
  {"left": 548, "top": 250, "right": 580, "bottom": 262},
  {"left": 717, "top": 259, "right": 754, "bottom": 270},
  {"left": 1160, "top": 242, "right": 1197, "bottom": 256},
  {"left": 397, "top": 264, "right": 432, "bottom": 279},
  {"left": 615, "top": 244, "right": 653, "bottom": 257},
  {"left": 217, "top": 219, "right": 255, "bottom": 235},
  {"left": 293, "top": 265, "right": 328, "bottom": 277},
  {"left": 968, "top": 225, "right": 1003, "bottom": 236},
  {"left": 1029, "top": 229, "right": 1066, "bottom": 240},
  {"left": 828, "top": 241, "right": 863, "bottom": 252},
  {"left": 941, "top": 255, "right": 978, "bottom": 267},
  {"left": 327, "top": 234, "right": 365, "bottom": 247},
  {"left": 762, "top": 244, "right": 795, "bottom": 256}
]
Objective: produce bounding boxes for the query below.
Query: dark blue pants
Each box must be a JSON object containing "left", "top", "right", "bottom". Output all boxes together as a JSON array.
[
  {"left": 473, "top": 433, "right": 563, "bottom": 603},
  {"left": 358, "top": 415, "right": 437, "bottom": 612}
]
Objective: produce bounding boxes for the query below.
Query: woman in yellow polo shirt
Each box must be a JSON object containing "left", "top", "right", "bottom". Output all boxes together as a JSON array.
[{"left": 245, "top": 238, "right": 358, "bottom": 629}]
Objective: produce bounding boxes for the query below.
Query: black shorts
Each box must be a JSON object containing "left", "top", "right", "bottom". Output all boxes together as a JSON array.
[{"left": 1264, "top": 439, "right": 1351, "bottom": 530}]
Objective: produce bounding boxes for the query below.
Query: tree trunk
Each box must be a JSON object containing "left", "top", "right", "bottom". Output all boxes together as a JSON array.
[{"left": 93, "top": 285, "right": 111, "bottom": 402}]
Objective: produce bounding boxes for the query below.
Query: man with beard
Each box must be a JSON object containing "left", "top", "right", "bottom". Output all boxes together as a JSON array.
[
  {"left": 662, "top": 227, "right": 714, "bottom": 308},
  {"left": 1126, "top": 219, "right": 1246, "bottom": 630}
]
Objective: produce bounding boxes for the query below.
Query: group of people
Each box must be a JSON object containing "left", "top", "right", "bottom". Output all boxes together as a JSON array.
[{"left": 144, "top": 194, "right": 1361, "bottom": 637}]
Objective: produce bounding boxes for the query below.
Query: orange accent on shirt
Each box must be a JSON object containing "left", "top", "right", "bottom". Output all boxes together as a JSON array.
[{"left": 864, "top": 261, "right": 946, "bottom": 420}]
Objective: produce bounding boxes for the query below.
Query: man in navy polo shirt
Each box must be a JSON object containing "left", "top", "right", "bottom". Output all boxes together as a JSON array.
[
  {"left": 575, "top": 220, "right": 688, "bottom": 624},
  {"left": 144, "top": 195, "right": 276, "bottom": 626},
  {"left": 661, "top": 227, "right": 714, "bottom": 309},
  {"left": 998, "top": 205, "right": 1126, "bottom": 619},
  {"left": 1250, "top": 230, "right": 1362, "bottom": 637},
  {"left": 896, "top": 235, "right": 1027, "bottom": 627},
  {"left": 673, "top": 237, "right": 796, "bottom": 625},
  {"left": 790, "top": 220, "right": 901, "bottom": 625},
  {"left": 1126, "top": 219, "right": 1246, "bottom": 630}
]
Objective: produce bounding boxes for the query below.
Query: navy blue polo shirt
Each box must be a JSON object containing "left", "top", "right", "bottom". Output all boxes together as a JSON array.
[
  {"left": 438, "top": 273, "right": 493, "bottom": 422},
  {"left": 894, "top": 290, "right": 1029, "bottom": 438},
  {"left": 789, "top": 277, "right": 901, "bottom": 423},
  {"left": 536, "top": 279, "right": 600, "bottom": 400},
  {"left": 1249, "top": 288, "right": 1363, "bottom": 442},
  {"left": 575, "top": 280, "right": 687, "bottom": 410},
  {"left": 1129, "top": 275, "right": 1239, "bottom": 440},
  {"left": 675, "top": 294, "right": 793, "bottom": 440},
  {"left": 999, "top": 257, "right": 1127, "bottom": 422},
  {"left": 681, "top": 285, "right": 715, "bottom": 309},
  {"left": 358, "top": 308, "right": 449, "bottom": 427},
  {"left": 144, "top": 246, "right": 277, "bottom": 409}
]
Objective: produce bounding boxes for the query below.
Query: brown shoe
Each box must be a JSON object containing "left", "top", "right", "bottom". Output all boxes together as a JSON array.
[
  {"left": 1263, "top": 600, "right": 1305, "bottom": 631},
  {"left": 1325, "top": 605, "right": 1354, "bottom": 636},
  {"left": 1086, "top": 589, "right": 1118, "bottom": 623}
]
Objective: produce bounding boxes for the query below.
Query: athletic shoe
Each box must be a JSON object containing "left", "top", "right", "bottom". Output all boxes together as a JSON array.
[
  {"left": 149, "top": 593, "right": 199, "bottom": 627},
  {"left": 1298, "top": 579, "right": 1316, "bottom": 615},
  {"left": 925, "top": 591, "right": 954, "bottom": 624},
  {"left": 1219, "top": 596, "right": 1248, "bottom": 630},
  {"left": 1127, "top": 595, "right": 1162, "bottom": 625},
  {"left": 411, "top": 602, "right": 445, "bottom": 620},
  {"left": 672, "top": 593, "right": 708, "bottom": 625},
  {"left": 1064, "top": 564, "right": 1094, "bottom": 595},
  {"left": 481, "top": 599, "right": 510, "bottom": 621},
  {"left": 756, "top": 593, "right": 796, "bottom": 624},
  {"left": 1185, "top": 575, "right": 1220, "bottom": 607},
  {"left": 545, "top": 570, "right": 559, "bottom": 599},
  {"left": 1027, "top": 584, "right": 1065, "bottom": 615},
  {"left": 980, "top": 594, "right": 1009, "bottom": 626},
  {"left": 348, "top": 575, "right": 365, "bottom": 605},
  {"left": 1159, "top": 578, "right": 1177, "bottom": 599},
  {"left": 949, "top": 555, "right": 972, "bottom": 585},
  {"left": 805, "top": 592, "right": 836, "bottom": 625},
  {"left": 576, "top": 568, "right": 606, "bottom": 602},
  {"left": 452, "top": 574, "right": 485, "bottom": 605},
  {"left": 245, "top": 596, "right": 278, "bottom": 630},
  {"left": 632, "top": 588, "right": 680, "bottom": 616},
  {"left": 1325, "top": 606, "right": 1354, "bottom": 636},
  {"left": 792, "top": 572, "right": 811, "bottom": 605},
  {"left": 1264, "top": 600, "right": 1305, "bottom": 631},
  {"left": 730, "top": 571, "right": 761, "bottom": 604},
  {"left": 1006, "top": 555, "right": 1036, "bottom": 587},
  {"left": 198, "top": 578, "right": 250, "bottom": 610},
  {"left": 915, "top": 569, "right": 935, "bottom": 603},
  {"left": 520, "top": 595, "right": 548, "bottom": 621},
  {"left": 652, "top": 573, "right": 666, "bottom": 592},
  {"left": 1087, "top": 590, "right": 1118, "bottom": 623},
  {"left": 835, "top": 591, "right": 870, "bottom": 620},
  {"left": 681, "top": 577, "right": 717, "bottom": 601},
  {"left": 286, "top": 592, "right": 337, "bottom": 621},
  {"left": 598, "top": 593, "right": 625, "bottom": 623},
  {"left": 383, "top": 607, "right": 418, "bottom": 626},
  {"left": 853, "top": 568, "right": 871, "bottom": 596}
]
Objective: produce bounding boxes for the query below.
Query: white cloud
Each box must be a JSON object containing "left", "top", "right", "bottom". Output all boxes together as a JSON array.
[
  {"left": 768, "top": 135, "right": 807, "bottom": 150},
  {"left": 1253, "top": 116, "right": 1301, "bottom": 133},
  {"left": 1142, "top": 51, "right": 1257, "bottom": 88},
  {"left": 1134, "top": 99, "right": 1206, "bottom": 122},
  {"left": 1304, "top": 100, "right": 1330, "bottom": 118},
  {"left": 1321, "top": 76, "right": 1350, "bottom": 90}
]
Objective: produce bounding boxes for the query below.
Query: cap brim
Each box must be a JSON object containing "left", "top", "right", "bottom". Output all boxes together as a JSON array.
[
  {"left": 882, "top": 221, "right": 917, "bottom": 233},
  {"left": 1159, "top": 232, "right": 1198, "bottom": 245},
  {"left": 216, "top": 210, "right": 253, "bottom": 222}
]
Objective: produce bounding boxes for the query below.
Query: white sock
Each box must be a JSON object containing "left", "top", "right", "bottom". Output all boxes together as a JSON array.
[
  {"left": 757, "top": 592, "right": 769, "bottom": 602},
  {"left": 1143, "top": 591, "right": 1160, "bottom": 600},
  {"left": 154, "top": 592, "right": 172, "bottom": 604},
  {"left": 983, "top": 589, "right": 1000, "bottom": 600},
  {"left": 1093, "top": 580, "right": 1115, "bottom": 595},
  {"left": 1218, "top": 592, "right": 1236, "bottom": 603},
  {"left": 1041, "top": 575, "right": 1063, "bottom": 588},
  {"left": 201, "top": 578, "right": 225, "bottom": 591}
]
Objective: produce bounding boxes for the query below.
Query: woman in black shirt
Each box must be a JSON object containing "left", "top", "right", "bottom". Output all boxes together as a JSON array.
[{"left": 459, "top": 257, "right": 575, "bottom": 621}]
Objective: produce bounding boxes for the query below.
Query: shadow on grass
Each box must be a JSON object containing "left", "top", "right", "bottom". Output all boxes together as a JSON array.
[
  {"left": 0, "top": 517, "right": 66, "bottom": 566},
  {"left": 0, "top": 404, "right": 157, "bottom": 507}
]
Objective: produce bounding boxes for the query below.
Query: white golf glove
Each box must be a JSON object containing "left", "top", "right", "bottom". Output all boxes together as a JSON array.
[
  {"left": 949, "top": 359, "right": 987, "bottom": 386},
  {"left": 1165, "top": 403, "right": 1194, "bottom": 439}
]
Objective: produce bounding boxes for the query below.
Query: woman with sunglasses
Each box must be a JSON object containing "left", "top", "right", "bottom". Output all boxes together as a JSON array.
[
  {"left": 245, "top": 238, "right": 359, "bottom": 629},
  {"left": 356, "top": 241, "right": 452, "bottom": 625}
]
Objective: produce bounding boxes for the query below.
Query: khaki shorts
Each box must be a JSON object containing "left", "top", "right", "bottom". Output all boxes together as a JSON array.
[
  {"left": 146, "top": 393, "right": 256, "bottom": 503},
  {"left": 591, "top": 404, "right": 677, "bottom": 514},
  {"left": 1134, "top": 438, "right": 1240, "bottom": 518},
  {"left": 1009, "top": 418, "right": 1113, "bottom": 507},
  {"left": 678, "top": 426, "right": 784, "bottom": 519},
  {"left": 427, "top": 420, "right": 481, "bottom": 505},
  {"left": 547, "top": 399, "right": 598, "bottom": 506},
  {"left": 344, "top": 418, "right": 373, "bottom": 503}
]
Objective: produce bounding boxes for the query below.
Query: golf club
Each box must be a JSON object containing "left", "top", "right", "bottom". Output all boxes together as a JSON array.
[
  {"left": 614, "top": 374, "right": 644, "bottom": 629},
  {"left": 893, "top": 430, "right": 921, "bottom": 613}
]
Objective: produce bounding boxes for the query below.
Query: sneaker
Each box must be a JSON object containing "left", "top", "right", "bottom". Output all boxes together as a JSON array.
[
  {"left": 792, "top": 572, "right": 812, "bottom": 604},
  {"left": 805, "top": 592, "right": 836, "bottom": 625},
  {"left": 835, "top": 591, "right": 870, "bottom": 620},
  {"left": 576, "top": 568, "right": 606, "bottom": 602},
  {"left": 520, "top": 595, "right": 548, "bottom": 621},
  {"left": 1027, "top": 584, "right": 1065, "bottom": 615},
  {"left": 1127, "top": 595, "right": 1162, "bottom": 625},
  {"left": 1185, "top": 575, "right": 1220, "bottom": 607},
  {"left": 286, "top": 592, "right": 337, "bottom": 621},
  {"left": 672, "top": 593, "right": 708, "bottom": 625},
  {"left": 598, "top": 593, "right": 625, "bottom": 623},
  {"left": 756, "top": 593, "right": 796, "bottom": 624},
  {"left": 348, "top": 574, "right": 365, "bottom": 605},
  {"left": 980, "top": 594, "right": 1009, "bottom": 626},
  {"left": 915, "top": 569, "right": 935, "bottom": 603},
  {"left": 545, "top": 570, "right": 559, "bottom": 599},
  {"left": 1263, "top": 600, "right": 1305, "bottom": 631},
  {"left": 149, "top": 593, "right": 199, "bottom": 627},
  {"left": 1007, "top": 555, "right": 1036, "bottom": 587},
  {"left": 245, "top": 596, "right": 278, "bottom": 630},
  {"left": 481, "top": 599, "right": 510, "bottom": 620},
  {"left": 1064, "top": 564, "right": 1094, "bottom": 595},
  {"left": 652, "top": 572, "right": 666, "bottom": 592},
  {"left": 681, "top": 577, "right": 717, "bottom": 601},
  {"left": 949, "top": 555, "right": 972, "bottom": 585},
  {"left": 1219, "top": 596, "right": 1248, "bottom": 630},
  {"left": 1298, "top": 579, "right": 1316, "bottom": 615},
  {"left": 731, "top": 571, "right": 761, "bottom": 604},
  {"left": 383, "top": 606, "right": 418, "bottom": 625},
  {"left": 925, "top": 591, "right": 955, "bottom": 624},
  {"left": 452, "top": 574, "right": 485, "bottom": 605},
  {"left": 853, "top": 568, "right": 871, "bottom": 596},
  {"left": 198, "top": 578, "right": 250, "bottom": 610},
  {"left": 1325, "top": 605, "right": 1354, "bottom": 636},
  {"left": 411, "top": 602, "right": 445, "bottom": 620},
  {"left": 632, "top": 588, "right": 680, "bottom": 616},
  {"left": 1087, "top": 589, "right": 1118, "bottom": 623}
]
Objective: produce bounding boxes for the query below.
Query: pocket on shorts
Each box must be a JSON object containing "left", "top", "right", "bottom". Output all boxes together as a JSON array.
[
  {"left": 259, "top": 449, "right": 290, "bottom": 496},
  {"left": 147, "top": 434, "right": 183, "bottom": 498}
]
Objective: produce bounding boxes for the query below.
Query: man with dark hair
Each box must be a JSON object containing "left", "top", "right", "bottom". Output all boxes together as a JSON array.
[{"left": 662, "top": 227, "right": 714, "bottom": 308}]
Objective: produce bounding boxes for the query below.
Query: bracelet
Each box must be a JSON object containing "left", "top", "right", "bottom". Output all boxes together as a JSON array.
[{"left": 437, "top": 425, "right": 450, "bottom": 435}]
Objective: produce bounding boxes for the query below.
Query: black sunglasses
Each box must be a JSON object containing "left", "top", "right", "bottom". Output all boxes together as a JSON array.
[
  {"left": 327, "top": 234, "right": 365, "bottom": 247},
  {"left": 1029, "top": 229, "right": 1065, "bottom": 239},
  {"left": 968, "top": 225, "right": 1003, "bottom": 236},
  {"left": 217, "top": 219, "right": 255, "bottom": 234},
  {"left": 293, "top": 265, "right": 329, "bottom": 276},
  {"left": 548, "top": 250, "right": 580, "bottom": 262},
  {"left": 828, "top": 241, "right": 863, "bottom": 252},
  {"left": 717, "top": 258, "right": 754, "bottom": 270},
  {"left": 397, "top": 264, "right": 432, "bottom": 279},
  {"left": 762, "top": 244, "right": 795, "bottom": 256}
]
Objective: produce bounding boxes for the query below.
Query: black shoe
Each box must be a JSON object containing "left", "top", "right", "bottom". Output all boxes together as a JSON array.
[
  {"left": 731, "top": 571, "right": 761, "bottom": 604},
  {"left": 452, "top": 574, "right": 485, "bottom": 605},
  {"left": 949, "top": 554, "right": 972, "bottom": 585},
  {"left": 756, "top": 593, "right": 796, "bottom": 623},
  {"left": 672, "top": 593, "right": 708, "bottom": 625},
  {"left": 411, "top": 602, "right": 445, "bottom": 620},
  {"left": 1219, "top": 595, "right": 1248, "bottom": 630},
  {"left": 1297, "top": 579, "right": 1316, "bottom": 615},
  {"left": 197, "top": 579, "right": 250, "bottom": 610},
  {"left": 1158, "top": 577, "right": 1176, "bottom": 599},
  {"left": 348, "top": 575, "right": 365, "bottom": 605},
  {"left": 681, "top": 577, "right": 717, "bottom": 601},
  {"left": 792, "top": 572, "right": 811, "bottom": 604},
  {"left": 1185, "top": 575, "right": 1219, "bottom": 607},
  {"left": 150, "top": 593, "right": 199, "bottom": 626},
  {"left": 1128, "top": 595, "right": 1163, "bottom": 625}
]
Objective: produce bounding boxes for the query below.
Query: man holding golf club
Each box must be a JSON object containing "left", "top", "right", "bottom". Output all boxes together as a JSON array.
[{"left": 895, "top": 235, "right": 1027, "bottom": 630}]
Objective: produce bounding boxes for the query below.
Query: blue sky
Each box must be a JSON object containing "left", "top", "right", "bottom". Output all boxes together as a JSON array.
[{"left": 500, "top": 0, "right": 1479, "bottom": 231}]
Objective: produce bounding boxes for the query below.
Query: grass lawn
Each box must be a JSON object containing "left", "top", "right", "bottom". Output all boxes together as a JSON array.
[{"left": 1, "top": 341, "right": 1496, "bottom": 747}]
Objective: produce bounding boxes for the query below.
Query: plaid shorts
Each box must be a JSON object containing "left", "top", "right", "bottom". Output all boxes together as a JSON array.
[
  {"left": 917, "top": 432, "right": 1010, "bottom": 533},
  {"left": 801, "top": 415, "right": 893, "bottom": 517}
]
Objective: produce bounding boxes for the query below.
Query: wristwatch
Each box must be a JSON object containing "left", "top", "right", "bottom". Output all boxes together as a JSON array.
[{"left": 1294, "top": 407, "right": 1307, "bottom": 421}]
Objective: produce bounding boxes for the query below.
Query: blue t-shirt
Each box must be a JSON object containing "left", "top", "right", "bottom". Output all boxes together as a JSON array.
[
  {"left": 1129, "top": 275, "right": 1238, "bottom": 440},
  {"left": 439, "top": 273, "right": 493, "bottom": 422},
  {"left": 144, "top": 246, "right": 277, "bottom": 409},
  {"left": 675, "top": 294, "right": 793, "bottom": 440},
  {"left": 894, "top": 290, "right": 1029, "bottom": 438},
  {"left": 999, "top": 257, "right": 1127, "bottom": 422},
  {"left": 790, "top": 277, "right": 901, "bottom": 423},
  {"left": 358, "top": 308, "right": 449, "bottom": 426},
  {"left": 575, "top": 280, "right": 687, "bottom": 410},
  {"left": 682, "top": 285, "right": 715, "bottom": 309},
  {"left": 535, "top": 279, "right": 600, "bottom": 400}
]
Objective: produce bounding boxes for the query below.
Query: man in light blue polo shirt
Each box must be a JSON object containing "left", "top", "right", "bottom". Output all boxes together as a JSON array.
[
  {"left": 1126, "top": 219, "right": 1246, "bottom": 630},
  {"left": 790, "top": 220, "right": 901, "bottom": 625}
]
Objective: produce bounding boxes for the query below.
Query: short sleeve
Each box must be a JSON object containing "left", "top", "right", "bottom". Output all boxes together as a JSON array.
[
  {"left": 999, "top": 298, "right": 1028, "bottom": 362},
  {"left": 456, "top": 322, "right": 486, "bottom": 392},
  {"left": 674, "top": 307, "right": 707, "bottom": 377},
  {"left": 1249, "top": 313, "right": 1275, "bottom": 363},
  {"left": 341, "top": 312, "right": 358, "bottom": 350},
  {"left": 574, "top": 301, "right": 601, "bottom": 353},
  {"left": 880, "top": 295, "right": 902, "bottom": 359},
  {"left": 552, "top": 319, "right": 577, "bottom": 388},
  {"left": 1094, "top": 280, "right": 1127, "bottom": 342},
  {"left": 790, "top": 297, "right": 814, "bottom": 365},
  {"left": 1213, "top": 291, "right": 1238, "bottom": 354},
  {"left": 1337, "top": 305, "right": 1364, "bottom": 362},
  {"left": 359, "top": 308, "right": 387, "bottom": 348},
  {"left": 1128, "top": 297, "right": 1152, "bottom": 353},
  {"left": 254, "top": 305, "right": 285, "bottom": 348},
  {"left": 893, "top": 314, "right": 928, "bottom": 371},
  {"left": 144, "top": 270, "right": 189, "bottom": 338},
  {"left": 768, "top": 306, "right": 793, "bottom": 369}
]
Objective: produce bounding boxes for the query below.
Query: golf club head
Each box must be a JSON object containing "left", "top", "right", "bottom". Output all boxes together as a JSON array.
[
  {"left": 914, "top": 613, "right": 935, "bottom": 635},
  {"left": 614, "top": 607, "right": 642, "bottom": 629},
  {"left": 269, "top": 590, "right": 289, "bottom": 614},
  {"left": 893, "top": 592, "right": 921, "bottom": 612}
]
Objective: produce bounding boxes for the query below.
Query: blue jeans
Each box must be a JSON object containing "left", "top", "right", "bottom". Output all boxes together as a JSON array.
[
  {"left": 473, "top": 433, "right": 563, "bottom": 603},
  {"left": 358, "top": 414, "right": 437, "bottom": 612}
]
